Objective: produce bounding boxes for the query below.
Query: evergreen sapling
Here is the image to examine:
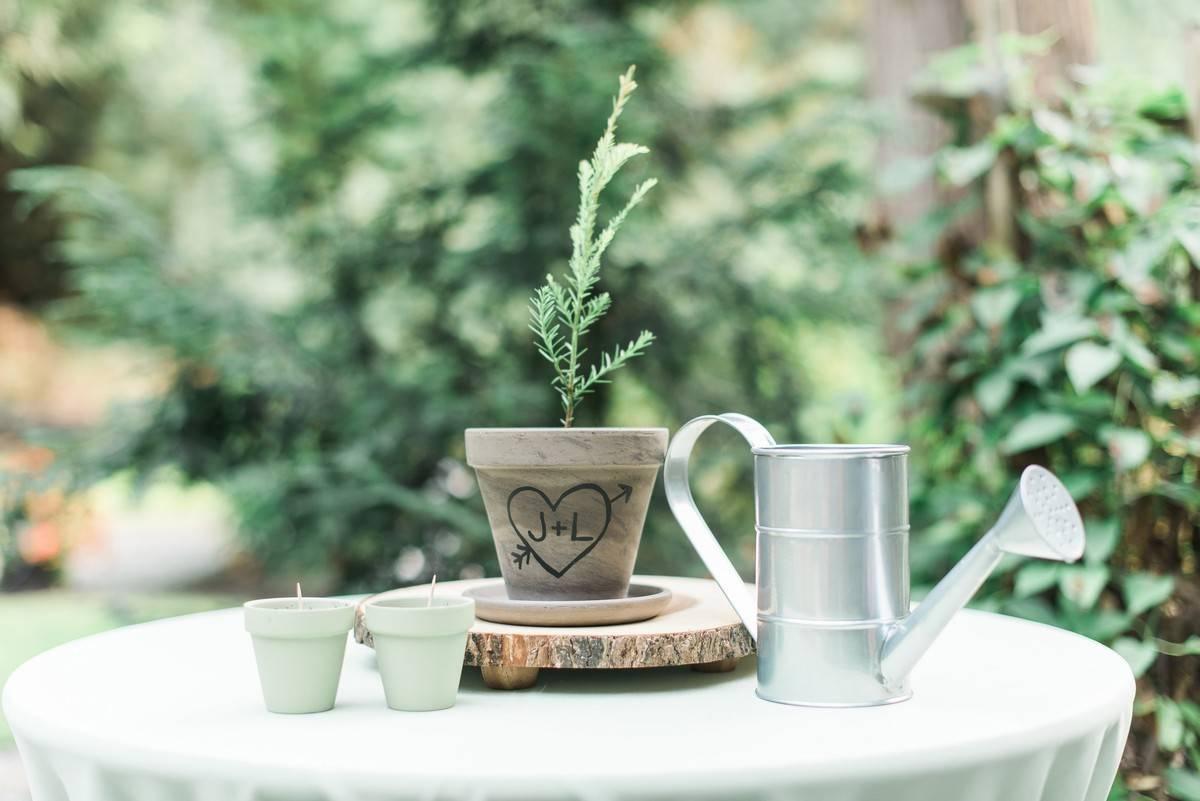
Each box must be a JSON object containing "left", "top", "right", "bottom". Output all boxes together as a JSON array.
[{"left": 529, "top": 66, "right": 657, "bottom": 427}]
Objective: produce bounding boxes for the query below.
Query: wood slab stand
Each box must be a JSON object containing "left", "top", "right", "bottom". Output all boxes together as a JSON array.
[{"left": 354, "top": 575, "right": 754, "bottom": 689}]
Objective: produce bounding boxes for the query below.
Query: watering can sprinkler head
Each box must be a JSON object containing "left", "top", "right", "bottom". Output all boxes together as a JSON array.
[
  {"left": 878, "top": 465, "right": 1084, "bottom": 690},
  {"left": 989, "top": 465, "right": 1085, "bottom": 562}
]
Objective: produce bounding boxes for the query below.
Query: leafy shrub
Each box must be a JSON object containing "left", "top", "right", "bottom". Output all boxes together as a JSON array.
[
  {"left": 894, "top": 41, "right": 1199, "bottom": 798},
  {"left": 5, "top": 1, "right": 872, "bottom": 591}
]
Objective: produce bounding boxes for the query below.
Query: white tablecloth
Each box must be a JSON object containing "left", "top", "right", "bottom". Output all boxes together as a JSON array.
[{"left": 3, "top": 596, "right": 1133, "bottom": 801}]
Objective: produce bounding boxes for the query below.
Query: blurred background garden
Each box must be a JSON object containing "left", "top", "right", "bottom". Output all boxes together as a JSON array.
[{"left": 0, "top": 0, "right": 1198, "bottom": 798}]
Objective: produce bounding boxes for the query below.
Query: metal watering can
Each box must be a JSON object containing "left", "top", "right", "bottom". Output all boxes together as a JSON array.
[{"left": 664, "top": 413, "right": 1086, "bottom": 707}]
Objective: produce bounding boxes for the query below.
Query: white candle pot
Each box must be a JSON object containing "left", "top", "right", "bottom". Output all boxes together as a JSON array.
[
  {"left": 244, "top": 598, "right": 355, "bottom": 714},
  {"left": 365, "top": 596, "right": 476, "bottom": 712}
]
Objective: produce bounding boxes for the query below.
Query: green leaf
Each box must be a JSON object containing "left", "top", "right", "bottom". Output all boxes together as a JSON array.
[
  {"left": 1155, "top": 481, "right": 1200, "bottom": 511},
  {"left": 1021, "top": 317, "right": 1099, "bottom": 356},
  {"left": 1179, "top": 700, "right": 1200, "bottom": 731},
  {"left": 1001, "top": 412, "right": 1077, "bottom": 454},
  {"left": 1118, "top": 336, "right": 1159, "bottom": 373},
  {"left": 1065, "top": 342, "right": 1121, "bottom": 392},
  {"left": 1152, "top": 373, "right": 1200, "bottom": 405},
  {"left": 1033, "top": 109, "right": 1075, "bottom": 143},
  {"left": 1004, "top": 596, "right": 1059, "bottom": 626},
  {"left": 1116, "top": 231, "right": 1173, "bottom": 286},
  {"left": 1057, "top": 564, "right": 1109, "bottom": 610},
  {"left": 1109, "top": 318, "right": 1160, "bottom": 373},
  {"left": 1162, "top": 332, "right": 1197, "bottom": 366},
  {"left": 1122, "top": 573, "right": 1175, "bottom": 616},
  {"left": 1159, "top": 698, "right": 1185, "bottom": 752},
  {"left": 1167, "top": 769, "right": 1200, "bottom": 801},
  {"left": 976, "top": 370, "right": 1015, "bottom": 416},
  {"left": 1174, "top": 224, "right": 1200, "bottom": 267},
  {"left": 1112, "top": 637, "right": 1158, "bottom": 677},
  {"left": 1113, "top": 156, "right": 1169, "bottom": 217},
  {"left": 940, "top": 141, "right": 998, "bottom": 187},
  {"left": 1084, "top": 518, "right": 1120, "bottom": 565},
  {"left": 1073, "top": 610, "right": 1134, "bottom": 642},
  {"left": 1102, "top": 427, "right": 1152, "bottom": 471},
  {"left": 1014, "top": 562, "right": 1060, "bottom": 597},
  {"left": 1011, "top": 352, "right": 1057, "bottom": 386},
  {"left": 1139, "top": 85, "right": 1188, "bottom": 120},
  {"left": 971, "top": 286, "right": 1021, "bottom": 328}
]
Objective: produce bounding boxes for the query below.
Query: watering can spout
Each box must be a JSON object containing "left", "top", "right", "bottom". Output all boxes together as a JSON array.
[{"left": 878, "top": 465, "right": 1085, "bottom": 689}]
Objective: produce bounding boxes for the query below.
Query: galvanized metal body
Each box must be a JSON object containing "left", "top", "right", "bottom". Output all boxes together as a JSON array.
[
  {"left": 664, "top": 413, "right": 1085, "bottom": 708},
  {"left": 754, "top": 443, "right": 912, "bottom": 706}
]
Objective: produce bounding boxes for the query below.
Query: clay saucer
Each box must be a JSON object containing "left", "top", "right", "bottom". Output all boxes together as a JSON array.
[{"left": 462, "top": 580, "right": 672, "bottom": 627}]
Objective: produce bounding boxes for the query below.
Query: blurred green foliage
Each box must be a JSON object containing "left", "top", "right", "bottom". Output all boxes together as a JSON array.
[
  {"left": 3, "top": 2, "right": 1198, "bottom": 796},
  {"left": 893, "top": 39, "right": 1199, "bottom": 798},
  {"left": 2, "top": 0, "right": 876, "bottom": 590}
]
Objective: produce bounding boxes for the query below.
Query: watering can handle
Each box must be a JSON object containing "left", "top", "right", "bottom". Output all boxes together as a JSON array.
[{"left": 664, "top": 413, "right": 775, "bottom": 641}]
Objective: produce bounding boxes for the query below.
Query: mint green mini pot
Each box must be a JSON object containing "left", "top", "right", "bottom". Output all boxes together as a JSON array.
[
  {"left": 244, "top": 598, "right": 355, "bottom": 714},
  {"left": 365, "top": 596, "right": 475, "bottom": 712}
]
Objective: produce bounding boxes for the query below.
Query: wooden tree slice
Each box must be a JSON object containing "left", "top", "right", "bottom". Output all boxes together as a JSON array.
[{"left": 355, "top": 576, "right": 754, "bottom": 689}]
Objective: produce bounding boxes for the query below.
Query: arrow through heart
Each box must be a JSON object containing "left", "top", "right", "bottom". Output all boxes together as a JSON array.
[{"left": 505, "top": 483, "right": 633, "bottom": 578}]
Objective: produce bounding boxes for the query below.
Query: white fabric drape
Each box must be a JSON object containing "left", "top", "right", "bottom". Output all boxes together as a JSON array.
[{"left": 5, "top": 603, "right": 1133, "bottom": 801}]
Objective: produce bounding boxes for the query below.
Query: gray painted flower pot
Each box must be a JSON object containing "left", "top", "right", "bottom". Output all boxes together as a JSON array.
[
  {"left": 244, "top": 598, "right": 355, "bottom": 714},
  {"left": 465, "top": 428, "right": 668, "bottom": 601},
  {"left": 365, "top": 596, "right": 475, "bottom": 711}
]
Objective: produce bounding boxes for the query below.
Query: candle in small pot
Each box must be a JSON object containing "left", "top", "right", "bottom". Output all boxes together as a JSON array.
[
  {"left": 244, "top": 587, "right": 355, "bottom": 714},
  {"left": 365, "top": 583, "right": 475, "bottom": 712}
]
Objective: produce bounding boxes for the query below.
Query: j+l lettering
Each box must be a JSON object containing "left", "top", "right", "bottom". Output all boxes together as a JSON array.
[{"left": 527, "top": 512, "right": 593, "bottom": 543}]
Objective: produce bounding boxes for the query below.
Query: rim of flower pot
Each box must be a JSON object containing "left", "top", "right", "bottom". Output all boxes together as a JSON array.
[
  {"left": 465, "top": 427, "right": 669, "bottom": 433},
  {"left": 365, "top": 596, "right": 476, "bottom": 637},
  {"left": 465, "top": 427, "right": 668, "bottom": 468},
  {"left": 244, "top": 598, "right": 355, "bottom": 639}
]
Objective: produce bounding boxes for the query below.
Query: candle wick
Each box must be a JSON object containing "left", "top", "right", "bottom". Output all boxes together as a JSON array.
[
  {"left": 427, "top": 574, "right": 437, "bottom": 608},
  {"left": 296, "top": 582, "right": 303, "bottom": 612}
]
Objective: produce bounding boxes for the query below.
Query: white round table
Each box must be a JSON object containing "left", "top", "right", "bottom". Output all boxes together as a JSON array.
[{"left": 4, "top": 587, "right": 1133, "bottom": 801}]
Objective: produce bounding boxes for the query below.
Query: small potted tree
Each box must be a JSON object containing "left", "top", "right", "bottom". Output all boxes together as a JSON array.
[{"left": 466, "top": 67, "right": 668, "bottom": 602}]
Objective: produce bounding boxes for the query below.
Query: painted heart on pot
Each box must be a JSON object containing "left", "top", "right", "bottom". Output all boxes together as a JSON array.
[{"left": 506, "top": 482, "right": 632, "bottom": 578}]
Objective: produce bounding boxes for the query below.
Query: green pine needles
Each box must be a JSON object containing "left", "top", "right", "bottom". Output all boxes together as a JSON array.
[{"left": 529, "top": 66, "right": 658, "bottom": 428}]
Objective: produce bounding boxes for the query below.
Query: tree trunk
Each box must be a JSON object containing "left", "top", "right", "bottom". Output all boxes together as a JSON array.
[
  {"left": 867, "top": 0, "right": 1097, "bottom": 241},
  {"left": 1182, "top": 23, "right": 1200, "bottom": 139},
  {"left": 1009, "top": 0, "right": 1097, "bottom": 97},
  {"left": 965, "top": 0, "right": 1097, "bottom": 250},
  {"left": 866, "top": 0, "right": 969, "bottom": 233}
]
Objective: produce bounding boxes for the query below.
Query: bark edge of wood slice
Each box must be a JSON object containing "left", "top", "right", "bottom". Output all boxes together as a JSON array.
[{"left": 354, "top": 575, "right": 754, "bottom": 670}]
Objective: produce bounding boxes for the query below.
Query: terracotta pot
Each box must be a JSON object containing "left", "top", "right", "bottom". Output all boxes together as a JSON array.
[
  {"left": 243, "top": 598, "right": 355, "bottom": 714},
  {"left": 465, "top": 428, "right": 668, "bottom": 601},
  {"left": 365, "top": 596, "right": 475, "bottom": 712}
]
